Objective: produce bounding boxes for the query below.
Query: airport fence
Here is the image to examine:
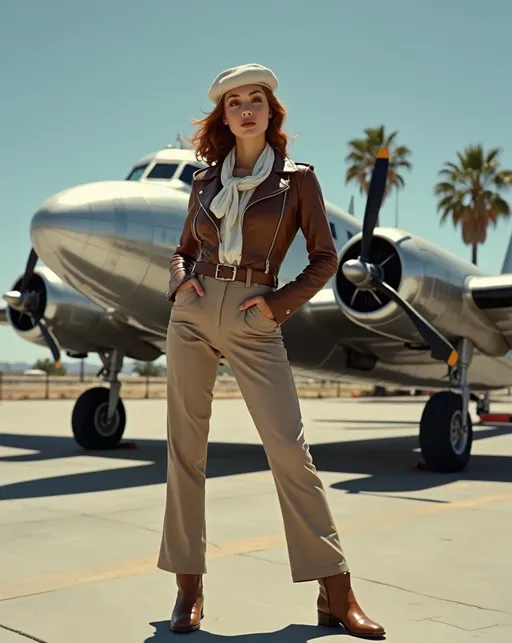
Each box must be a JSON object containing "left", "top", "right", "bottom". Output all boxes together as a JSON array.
[{"left": 0, "top": 371, "right": 378, "bottom": 402}]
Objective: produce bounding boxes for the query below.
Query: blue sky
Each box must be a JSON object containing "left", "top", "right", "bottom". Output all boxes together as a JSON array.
[{"left": 1, "top": 0, "right": 511, "bottom": 367}]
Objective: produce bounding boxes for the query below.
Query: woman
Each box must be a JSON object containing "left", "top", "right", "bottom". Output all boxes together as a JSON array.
[{"left": 157, "top": 63, "right": 385, "bottom": 639}]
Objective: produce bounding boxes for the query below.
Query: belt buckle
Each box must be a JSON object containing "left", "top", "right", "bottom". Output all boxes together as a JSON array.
[{"left": 215, "top": 263, "right": 237, "bottom": 281}]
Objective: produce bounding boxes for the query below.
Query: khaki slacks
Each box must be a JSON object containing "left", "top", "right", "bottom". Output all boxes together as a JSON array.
[{"left": 157, "top": 274, "right": 349, "bottom": 582}]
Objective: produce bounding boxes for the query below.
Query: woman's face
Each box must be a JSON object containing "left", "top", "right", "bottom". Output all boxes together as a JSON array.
[{"left": 222, "top": 84, "right": 272, "bottom": 140}]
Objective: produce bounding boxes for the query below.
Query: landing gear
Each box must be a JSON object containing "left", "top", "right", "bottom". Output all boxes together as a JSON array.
[
  {"left": 419, "top": 338, "right": 474, "bottom": 473},
  {"left": 419, "top": 391, "right": 472, "bottom": 472},
  {"left": 475, "top": 391, "right": 490, "bottom": 416},
  {"left": 71, "top": 349, "right": 126, "bottom": 450}
]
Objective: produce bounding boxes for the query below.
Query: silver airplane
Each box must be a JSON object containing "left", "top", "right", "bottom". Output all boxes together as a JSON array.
[{"left": 3, "top": 144, "right": 512, "bottom": 475}]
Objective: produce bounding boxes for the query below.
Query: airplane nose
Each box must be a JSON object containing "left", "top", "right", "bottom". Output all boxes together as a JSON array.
[
  {"left": 31, "top": 184, "right": 94, "bottom": 260},
  {"left": 30, "top": 181, "right": 153, "bottom": 293}
]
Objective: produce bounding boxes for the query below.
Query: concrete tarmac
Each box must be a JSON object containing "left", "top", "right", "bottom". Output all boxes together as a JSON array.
[{"left": 1, "top": 396, "right": 512, "bottom": 642}]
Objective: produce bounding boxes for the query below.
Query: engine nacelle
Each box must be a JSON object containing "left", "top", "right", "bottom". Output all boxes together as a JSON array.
[
  {"left": 6, "top": 266, "right": 160, "bottom": 361},
  {"left": 334, "top": 228, "right": 508, "bottom": 356}
]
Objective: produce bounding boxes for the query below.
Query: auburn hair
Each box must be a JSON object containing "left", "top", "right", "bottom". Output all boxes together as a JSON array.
[{"left": 187, "top": 86, "right": 291, "bottom": 165}]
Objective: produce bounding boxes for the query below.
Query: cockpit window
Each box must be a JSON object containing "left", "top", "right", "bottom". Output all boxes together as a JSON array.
[
  {"left": 178, "top": 164, "right": 198, "bottom": 185},
  {"left": 147, "top": 163, "right": 179, "bottom": 180},
  {"left": 126, "top": 164, "right": 148, "bottom": 181}
]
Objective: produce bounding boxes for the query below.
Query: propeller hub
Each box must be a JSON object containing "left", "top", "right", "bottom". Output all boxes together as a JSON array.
[
  {"left": 341, "top": 259, "right": 373, "bottom": 288},
  {"left": 2, "top": 290, "right": 24, "bottom": 310}
]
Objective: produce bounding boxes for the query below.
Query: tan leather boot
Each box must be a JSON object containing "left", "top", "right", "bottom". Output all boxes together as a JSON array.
[
  {"left": 317, "top": 572, "right": 385, "bottom": 639},
  {"left": 170, "top": 574, "right": 204, "bottom": 633}
]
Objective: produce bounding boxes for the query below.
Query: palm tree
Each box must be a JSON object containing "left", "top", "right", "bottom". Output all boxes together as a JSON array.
[
  {"left": 434, "top": 145, "right": 512, "bottom": 265},
  {"left": 345, "top": 125, "right": 412, "bottom": 224}
]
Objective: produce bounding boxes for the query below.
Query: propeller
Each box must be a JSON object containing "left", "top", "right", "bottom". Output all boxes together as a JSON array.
[
  {"left": 2, "top": 248, "right": 62, "bottom": 366},
  {"left": 341, "top": 148, "right": 459, "bottom": 367},
  {"left": 19, "top": 248, "right": 38, "bottom": 293}
]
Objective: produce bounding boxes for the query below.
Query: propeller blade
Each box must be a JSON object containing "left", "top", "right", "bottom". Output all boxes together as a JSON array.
[
  {"left": 19, "top": 249, "right": 38, "bottom": 293},
  {"left": 34, "top": 317, "right": 62, "bottom": 366},
  {"left": 373, "top": 279, "right": 458, "bottom": 366},
  {"left": 360, "top": 149, "right": 390, "bottom": 263}
]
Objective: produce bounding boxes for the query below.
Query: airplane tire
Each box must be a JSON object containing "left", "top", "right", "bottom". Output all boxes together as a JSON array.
[
  {"left": 72, "top": 386, "right": 126, "bottom": 450},
  {"left": 419, "top": 391, "right": 472, "bottom": 473}
]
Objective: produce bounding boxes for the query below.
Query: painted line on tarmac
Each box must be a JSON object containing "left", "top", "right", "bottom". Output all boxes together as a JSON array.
[{"left": 1, "top": 490, "right": 511, "bottom": 603}]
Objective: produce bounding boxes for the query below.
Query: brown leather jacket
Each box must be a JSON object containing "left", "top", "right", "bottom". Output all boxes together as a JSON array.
[{"left": 167, "top": 151, "right": 338, "bottom": 326}]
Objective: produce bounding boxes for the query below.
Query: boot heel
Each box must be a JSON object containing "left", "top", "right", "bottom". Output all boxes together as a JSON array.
[{"left": 317, "top": 611, "right": 339, "bottom": 627}]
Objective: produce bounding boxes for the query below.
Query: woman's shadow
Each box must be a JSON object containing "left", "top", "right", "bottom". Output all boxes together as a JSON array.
[{"left": 145, "top": 621, "right": 386, "bottom": 641}]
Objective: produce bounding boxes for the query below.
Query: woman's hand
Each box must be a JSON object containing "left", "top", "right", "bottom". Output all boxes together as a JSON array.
[
  {"left": 176, "top": 278, "right": 204, "bottom": 296},
  {"left": 239, "top": 295, "right": 275, "bottom": 320}
]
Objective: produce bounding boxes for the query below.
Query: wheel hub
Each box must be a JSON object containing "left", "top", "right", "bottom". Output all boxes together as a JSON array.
[
  {"left": 93, "top": 402, "right": 120, "bottom": 437},
  {"left": 450, "top": 410, "right": 468, "bottom": 455}
]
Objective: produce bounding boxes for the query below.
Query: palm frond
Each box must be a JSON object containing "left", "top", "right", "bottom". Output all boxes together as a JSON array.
[
  {"left": 434, "top": 144, "right": 512, "bottom": 262},
  {"left": 345, "top": 125, "right": 412, "bottom": 200}
]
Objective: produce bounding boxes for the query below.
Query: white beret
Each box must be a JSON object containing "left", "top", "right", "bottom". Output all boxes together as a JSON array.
[{"left": 208, "top": 63, "right": 278, "bottom": 104}]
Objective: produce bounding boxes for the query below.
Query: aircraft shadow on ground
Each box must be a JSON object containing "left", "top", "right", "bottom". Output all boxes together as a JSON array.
[
  {"left": 145, "top": 621, "right": 384, "bottom": 642},
  {"left": 0, "top": 423, "right": 511, "bottom": 502}
]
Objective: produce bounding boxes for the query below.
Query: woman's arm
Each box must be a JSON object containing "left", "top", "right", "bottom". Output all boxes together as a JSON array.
[
  {"left": 263, "top": 165, "right": 338, "bottom": 325},
  {"left": 166, "top": 185, "right": 201, "bottom": 302}
]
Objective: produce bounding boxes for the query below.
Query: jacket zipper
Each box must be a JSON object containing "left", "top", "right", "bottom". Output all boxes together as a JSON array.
[
  {"left": 241, "top": 186, "right": 289, "bottom": 218},
  {"left": 198, "top": 201, "right": 221, "bottom": 244},
  {"left": 263, "top": 190, "right": 288, "bottom": 274},
  {"left": 191, "top": 206, "right": 201, "bottom": 242}
]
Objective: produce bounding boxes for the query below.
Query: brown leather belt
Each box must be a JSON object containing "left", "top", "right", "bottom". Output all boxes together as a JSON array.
[{"left": 193, "top": 262, "right": 277, "bottom": 287}]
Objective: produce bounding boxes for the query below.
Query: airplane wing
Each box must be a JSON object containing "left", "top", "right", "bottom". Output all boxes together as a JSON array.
[
  {"left": 467, "top": 274, "right": 512, "bottom": 346},
  {"left": 468, "top": 274, "right": 512, "bottom": 309}
]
